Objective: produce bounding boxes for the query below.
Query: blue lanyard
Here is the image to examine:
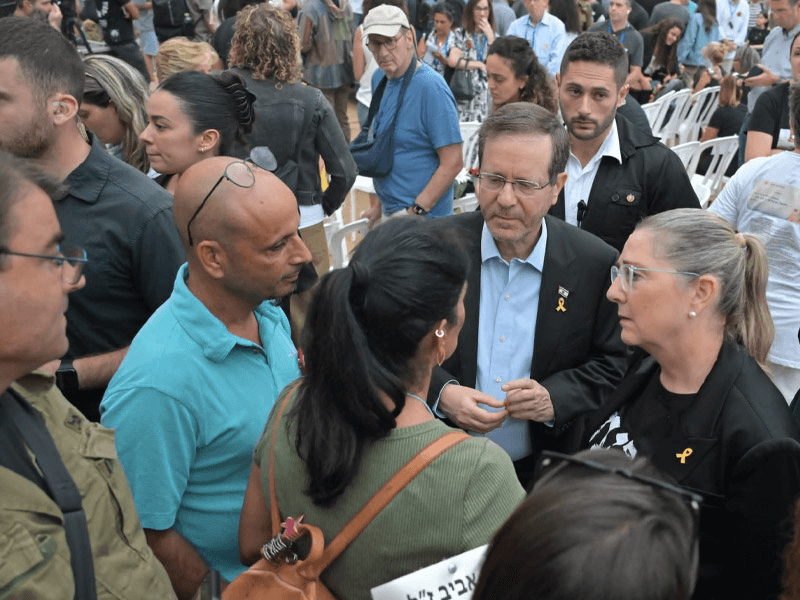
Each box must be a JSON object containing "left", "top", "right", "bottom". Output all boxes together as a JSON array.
[
  {"left": 608, "top": 22, "right": 626, "bottom": 44},
  {"left": 472, "top": 33, "right": 487, "bottom": 61}
]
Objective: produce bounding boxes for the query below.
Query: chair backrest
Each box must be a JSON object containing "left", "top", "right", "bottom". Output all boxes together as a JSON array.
[
  {"left": 656, "top": 89, "right": 693, "bottom": 146},
  {"left": 642, "top": 101, "right": 663, "bottom": 130},
  {"left": 330, "top": 218, "right": 370, "bottom": 269},
  {"left": 671, "top": 141, "right": 701, "bottom": 168},
  {"left": 686, "top": 135, "right": 739, "bottom": 197},
  {"left": 677, "top": 86, "right": 721, "bottom": 143},
  {"left": 453, "top": 193, "right": 479, "bottom": 214},
  {"left": 649, "top": 90, "right": 678, "bottom": 137},
  {"left": 460, "top": 121, "right": 482, "bottom": 170}
]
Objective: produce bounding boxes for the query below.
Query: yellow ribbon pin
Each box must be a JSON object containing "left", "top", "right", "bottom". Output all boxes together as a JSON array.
[
  {"left": 676, "top": 448, "right": 693, "bottom": 464},
  {"left": 556, "top": 298, "right": 566, "bottom": 312}
]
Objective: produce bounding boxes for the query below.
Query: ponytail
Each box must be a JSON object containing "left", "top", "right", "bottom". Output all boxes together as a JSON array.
[
  {"left": 290, "top": 218, "right": 469, "bottom": 507},
  {"left": 735, "top": 233, "right": 774, "bottom": 366}
]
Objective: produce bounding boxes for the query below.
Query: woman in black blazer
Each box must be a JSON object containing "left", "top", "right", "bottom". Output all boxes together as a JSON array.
[{"left": 583, "top": 208, "right": 800, "bottom": 600}]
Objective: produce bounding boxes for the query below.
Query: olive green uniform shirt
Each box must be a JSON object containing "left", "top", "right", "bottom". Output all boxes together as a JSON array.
[{"left": 0, "top": 371, "right": 175, "bottom": 599}]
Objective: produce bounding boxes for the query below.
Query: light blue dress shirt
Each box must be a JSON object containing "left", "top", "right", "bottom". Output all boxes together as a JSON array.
[
  {"left": 677, "top": 12, "right": 720, "bottom": 66},
  {"left": 475, "top": 220, "right": 548, "bottom": 461},
  {"left": 506, "top": 11, "right": 567, "bottom": 76}
]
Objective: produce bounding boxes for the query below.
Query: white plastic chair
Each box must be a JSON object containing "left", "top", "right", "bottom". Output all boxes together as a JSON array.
[
  {"left": 648, "top": 89, "right": 677, "bottom": 136},
  {"left": 671, "top": 141, "right": 701, "bottom": 169},
  {"left": 655, "top": 89, "right": 693, "bottom": 146},
  {"left": 642, "top": 101, "right": 664, "bottom": 130},
  {"left": 453, "top": 193, "right": 479, "bottom": 214},
  {"left": 685, "top": 135, "right": 739, "bottom": 207},
  {"left": 329, "top": 218, "right": 370, "bottom": 269},
  {"left": 677, "top": 86, "right": 720, "bottom": 143},
  {"left": 460, "top": 121, "right": 481, "bottom": 170}
]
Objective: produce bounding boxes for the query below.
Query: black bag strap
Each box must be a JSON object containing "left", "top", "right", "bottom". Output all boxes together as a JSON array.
[
  {"left": 0, "top": 389, "right": 98, "bottom": 600},
  {"left": 362, "top": 57, "right": 419, "bottom": 134}
]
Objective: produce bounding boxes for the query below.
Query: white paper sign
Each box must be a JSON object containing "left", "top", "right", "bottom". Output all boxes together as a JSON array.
[{"left": 370, "top": 545, "right": 487, "bottom": 600}]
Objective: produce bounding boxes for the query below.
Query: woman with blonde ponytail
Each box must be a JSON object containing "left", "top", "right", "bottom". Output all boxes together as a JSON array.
[{"left": 582, "top": 208, "right": 800, "bottom": 600}]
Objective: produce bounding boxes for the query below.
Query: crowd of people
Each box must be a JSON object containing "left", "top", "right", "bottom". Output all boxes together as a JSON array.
[{"left": 1, "top": 0, "right": 800, "bottom": 596}]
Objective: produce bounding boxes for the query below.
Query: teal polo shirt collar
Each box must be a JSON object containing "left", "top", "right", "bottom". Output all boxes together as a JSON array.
[{"left": 169, "top": 264, "right": 285, "bottom": 363}]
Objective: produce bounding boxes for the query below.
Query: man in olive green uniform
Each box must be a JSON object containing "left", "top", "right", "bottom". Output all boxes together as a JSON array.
[{"left": 0, "top": 151, "right": 175, "bottom": 599}]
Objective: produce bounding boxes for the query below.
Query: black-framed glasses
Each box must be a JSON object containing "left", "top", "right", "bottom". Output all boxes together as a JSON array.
[
  {"left": 610, "top": 264, "right": 700, "bottom": 292},
  {"left": 0, "top": 245, "right": 88, "bottom": 285},
  {"left": 475, "top": 172, "right": 557, "bottom": 198},
  {"left": 366, "top": 28, "right": 409, "bottom": 53},
  {"left": 185, "top": 147, "right": 278, "bottom": 247}
]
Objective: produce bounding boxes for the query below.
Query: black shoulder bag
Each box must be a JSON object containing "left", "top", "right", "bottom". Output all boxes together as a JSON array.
[{"left": 349, "top": 59, "right": 418, "bottom": 178}]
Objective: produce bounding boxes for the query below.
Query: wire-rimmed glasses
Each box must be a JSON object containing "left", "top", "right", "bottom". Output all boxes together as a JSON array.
[{"left": 475, "top": 172, "right": 557, "bottom": 198}]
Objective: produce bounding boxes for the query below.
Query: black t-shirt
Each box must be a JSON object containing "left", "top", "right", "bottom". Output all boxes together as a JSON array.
[
  {"left": 709, "top": 103, "right": 747, "bottom": 137},
  {"left": 589, "top": 370, "right": 697, "bottom": 459},
  {"left": 97, "top": 0, "right": 135, "bottom": 45},
  {"left": 748, "top": 81, "right": 791, "bottom": 150},
  {"left": 747, "top": 26, "right": 769, "bottom": 46}
]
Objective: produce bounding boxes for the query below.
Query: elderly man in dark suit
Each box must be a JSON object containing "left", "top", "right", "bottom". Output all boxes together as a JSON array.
[{"left": 428, "top": 103, "right": 627, "bottom": 487}]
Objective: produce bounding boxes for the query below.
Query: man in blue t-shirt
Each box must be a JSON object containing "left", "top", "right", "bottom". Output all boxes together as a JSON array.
[
  {"left": 101, "top": 157, "right": 311, "bottom": 596},
  {"left": 360, "top": 4, "right": 462, "bottom": 223}
]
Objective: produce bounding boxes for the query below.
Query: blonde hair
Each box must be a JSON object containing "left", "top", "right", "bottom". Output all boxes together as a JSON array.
[
  {"left": 155, "top": 37, "right": 221, "bottom": 82},
  {"left": 637, "top": 209, "right": 774, "bottom": 366},
  {"left": 82, "top": 54, "right": 150, "bottom": 173},
  {"left": 227, "top": 5, "right": 302, "bottom": 83}
]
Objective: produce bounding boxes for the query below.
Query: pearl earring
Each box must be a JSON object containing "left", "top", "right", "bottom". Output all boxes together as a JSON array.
[{"left": 689, "top": 311, "right": 697, "bottom": 318}]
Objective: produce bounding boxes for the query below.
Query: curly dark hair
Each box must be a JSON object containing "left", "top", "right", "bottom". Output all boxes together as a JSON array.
[
  {"left": 641, "top": 18, "right": 684, "bottom": 77},
  {"left": 488, "top": 36, "right": 557, "bottom": 113},
  {"left": 227, "top": 4, "right": 302, "bottom": 83}
]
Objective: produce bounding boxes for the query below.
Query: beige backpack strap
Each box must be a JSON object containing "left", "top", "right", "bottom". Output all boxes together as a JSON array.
[
  {"left": 268, "top": 382, "right": 301, "bottom": 537},
  {"left": 309, "top": 431, "right": 470, "bottom": 573}
]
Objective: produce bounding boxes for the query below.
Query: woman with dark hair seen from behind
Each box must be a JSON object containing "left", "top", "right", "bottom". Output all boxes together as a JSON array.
[
  {"left": 485, "top": 35, "right": 556, "bottom": 113},
  {"left": 237, "top": 218, "right": 525, "bottom": 600},
  {"left": 582, "top": 208, "right": 800, "bottom": 599},
  {"left": 80, "top": 54, "right": 151, "bottom": 174},
  {"left": 436, "top": 0, "right": 496, "bottom": 121},
  {"left": 228, "top": 4, "right": 356, "bottom": 277},
  {"left": 139, "top": 69, "right": 255, "bottom": 194},
  {"left": 474, "top": 448, "right": 700, "bottom": 600},
  {"left": 696, "top": 74, "right": 745, "bottom": 176},
  {"left": 417, "top": 1, "right": 456, "bottom": 76},
  {"left": 631, "top": 18, "right": 683, "bottom": 103},
  {"left": 548, "top": 0, "right": 581, "bottom": 46}
]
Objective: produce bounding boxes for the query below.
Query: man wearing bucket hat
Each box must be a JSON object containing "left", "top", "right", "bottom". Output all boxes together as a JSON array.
[{"left": 359, "top": 4, "right": 463, "bottom": 224}]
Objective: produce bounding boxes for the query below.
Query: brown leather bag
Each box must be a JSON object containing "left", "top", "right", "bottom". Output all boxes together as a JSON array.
[{"left": 223, "top": 389, "right": 469, "bottom": 600}]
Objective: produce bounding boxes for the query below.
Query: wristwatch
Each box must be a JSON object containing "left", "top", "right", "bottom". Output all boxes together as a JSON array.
[
  {"left": 55, "top": 358, "right": 80, "bottom": 395},
  {"left": 411, "top": 203, "right": 429, "bottom": 216}
]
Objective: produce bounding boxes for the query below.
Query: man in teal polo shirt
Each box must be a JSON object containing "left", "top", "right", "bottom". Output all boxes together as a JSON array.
[{"left": 100, "top": 157, "right": 312, "bottom": 598}]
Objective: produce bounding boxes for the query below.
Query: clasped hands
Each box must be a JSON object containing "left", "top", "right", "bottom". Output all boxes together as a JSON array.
[{"left": 438, "top": 379, "right": 554, "bottom": 434}]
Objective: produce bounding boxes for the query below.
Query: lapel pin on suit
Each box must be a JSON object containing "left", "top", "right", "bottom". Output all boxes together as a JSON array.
[
  {"left": 676, "top": 448, "right": 693, "bottom": 464},
  {"left": 556, "top": 286, "right": 569, "bottom": 312}
]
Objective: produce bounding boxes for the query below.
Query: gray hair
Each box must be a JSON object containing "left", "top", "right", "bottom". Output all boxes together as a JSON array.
[
  {"left": 636, "top": 209, "right": 774, "bottom": 365},
  {"left": 478, "top": 102, "right": 569, "bottom": 180}
]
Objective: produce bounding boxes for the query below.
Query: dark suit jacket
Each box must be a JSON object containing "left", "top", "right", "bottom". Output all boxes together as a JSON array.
[
  {"left": 549, "top": 114, "right": 701, "bottom": 252},
  {"left": 582, "top": 341, "right": 800, "bottom": 600},
  {"left": 428, "top": 212, "right": 628, "bottom": 455}
]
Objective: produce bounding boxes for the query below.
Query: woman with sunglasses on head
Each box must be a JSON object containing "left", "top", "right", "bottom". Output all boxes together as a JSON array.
[
  {"left": 237, "top": 218, "right": 524, "bottom": 600},
  {"left": 139, "top": 69, "right": 255, "bottom": 194},
  {"left": 581, "top": 208, "right": 800, "bottom": 600},
  {"left": 80, "top": 54, "right": 151, "bottom": 174}
]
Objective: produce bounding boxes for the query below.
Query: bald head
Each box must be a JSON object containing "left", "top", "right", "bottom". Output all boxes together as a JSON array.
[
  {"left": 173, "top": 156, "right": 312, "bottom": 306},
  {"left": 174, "top": 156, "right": 297, "bottom": 252}
]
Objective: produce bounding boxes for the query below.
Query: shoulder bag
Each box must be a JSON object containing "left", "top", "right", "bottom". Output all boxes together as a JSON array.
[
  {"left": 449, "top": 56, "right": 475, "bottom": 102},
  {"left": 222, "top": 388, "right": 468, "bottom": 600},
  {"left": 349, "top": 58, "right": 418, "bottom": 178}
]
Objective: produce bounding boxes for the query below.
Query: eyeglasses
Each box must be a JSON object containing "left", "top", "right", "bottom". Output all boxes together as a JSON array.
[
  {"left": 366, "top": 29, "right": 408, "bottom": 53},
  {"left": 475, "top": 172, "right": 556, "bottom": 198},
  {"left": 610, "top": 264, "right": 700, "bottom": 291},
  {"left": 0, "top": 245, "right": 88, "bottom": 285},
  {"left": 539, "top": 451, "right": 702, "bottom": 545}
]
